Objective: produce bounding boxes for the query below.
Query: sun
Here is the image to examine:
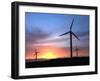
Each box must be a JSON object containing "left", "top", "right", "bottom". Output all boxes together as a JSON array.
[{"left": 41, "top": 52, "right": 57, "bottom": 59}]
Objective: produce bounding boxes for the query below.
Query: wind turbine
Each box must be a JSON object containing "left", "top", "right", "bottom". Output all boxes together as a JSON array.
[
  {"left": 33, "top": 48, "right": 39, "bottom": 61},
  {"left": 59, "top": 17, "right": 79, "bottom": 58},
  {"left": 75, "top": 45, "right": 79, "bottom": 57}
]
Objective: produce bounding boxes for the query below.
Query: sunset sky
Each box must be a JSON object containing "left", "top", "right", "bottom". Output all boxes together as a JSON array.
[{"left": 25, "top": 12, "right": 89, "bottom": 61}]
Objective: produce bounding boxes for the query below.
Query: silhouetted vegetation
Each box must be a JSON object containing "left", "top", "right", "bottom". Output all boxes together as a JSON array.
[{"left": 26, "top": 57, "right": 89, "bottom": 68}]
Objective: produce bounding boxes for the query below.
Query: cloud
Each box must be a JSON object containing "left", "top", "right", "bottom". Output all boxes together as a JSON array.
[
  {"left": 36, "top": 35, "right": 69, "bottom": 43},
  {"left": 26, "top": 26, "right": 51, "bottom": 43},
  {"left": 25, "top": 26, "right": 51, "bottom": 51},
  {"left": 25, "top": 26, "right": 89, "bottom": 54},
  {"left": 75, "top": 31, "right": 89, "bottom": 39}
]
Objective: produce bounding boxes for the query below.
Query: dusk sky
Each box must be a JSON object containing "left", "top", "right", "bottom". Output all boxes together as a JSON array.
[{"left": 25, "top": 12, "right": 89, "bottom": 60}]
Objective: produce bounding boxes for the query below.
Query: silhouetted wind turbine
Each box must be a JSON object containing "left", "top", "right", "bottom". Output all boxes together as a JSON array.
[
  {"left": 59, "top": 17, "right": 79, "bottom": 58},
  {"left": 33, "top": 48, "right": 39, "bottom": 61},
  {"left": 75, "top": 45, "right": 79, "bottom": 57}
]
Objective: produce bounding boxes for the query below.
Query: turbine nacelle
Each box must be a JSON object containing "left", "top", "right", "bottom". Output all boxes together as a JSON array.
[{"left": 59, "top": 31, "right": 80, "bottom": 40}]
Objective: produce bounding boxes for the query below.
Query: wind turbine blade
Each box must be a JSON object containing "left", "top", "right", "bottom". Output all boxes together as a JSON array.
[
  {"left": 72, "top": 32, "right": 80, "bottom": 40},
  {"left": 70, "top": 18, "right": 74, "bottom": 30},
  {"left": 59, "top": 32, "right": 70, "bottom": 36}
]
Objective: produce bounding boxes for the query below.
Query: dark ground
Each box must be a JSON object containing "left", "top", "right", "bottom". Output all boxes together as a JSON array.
[{"left": 26, "top": 57, "right": 89, "bottom": 68}]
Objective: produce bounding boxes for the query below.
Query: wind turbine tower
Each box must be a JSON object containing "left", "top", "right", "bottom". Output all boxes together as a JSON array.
[
  {"left": 33, "top": 48, "right": 39, "bottom": 61},
  {"left": 75, "top": 45, "right": 79, "bottom": 57}
]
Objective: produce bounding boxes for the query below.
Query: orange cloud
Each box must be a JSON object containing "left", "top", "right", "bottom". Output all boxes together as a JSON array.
[
  {"left": 25, "top": 45, "right": 89, "bottom": 60},
  {"left": 25, "top": 45, "right": 70, "bottom": 60}
]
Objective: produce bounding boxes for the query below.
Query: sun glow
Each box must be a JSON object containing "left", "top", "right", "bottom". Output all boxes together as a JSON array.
[
  {"left": 26, "top": 46, "right": 70, "bottom": 60},
  {"left": 41, "top": 52, "right": 57, "bottom": 59}
]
